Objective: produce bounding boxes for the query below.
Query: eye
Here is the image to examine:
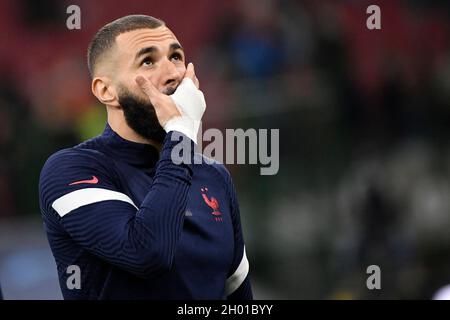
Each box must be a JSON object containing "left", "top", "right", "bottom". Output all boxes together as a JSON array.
[
  {"left": 171, "top": 52, "right": 183, "bottom": 62},
  {"left": 141, "top": 57, "right": 153, "bottom": 67}
]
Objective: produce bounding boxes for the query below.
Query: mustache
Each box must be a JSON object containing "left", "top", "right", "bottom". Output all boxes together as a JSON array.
[
  {"left": 118, "top": 82, "right": 177, "bottom": 105},
  {"left": 163, "top": 86, "right": 177, "bottom": 95}
]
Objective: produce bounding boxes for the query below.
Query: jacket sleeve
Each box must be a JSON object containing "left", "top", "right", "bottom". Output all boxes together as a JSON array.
[
  {"left": 39, "top": 132, "right": 194, "bottom": 278},
  {"left": 220, "top": 167, "right": 253, "bottom": 300}
]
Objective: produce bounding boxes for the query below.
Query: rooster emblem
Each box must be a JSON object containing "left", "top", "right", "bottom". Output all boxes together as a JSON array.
[{"left": 201, "top": 187, "right": 223, "bottom": 221}]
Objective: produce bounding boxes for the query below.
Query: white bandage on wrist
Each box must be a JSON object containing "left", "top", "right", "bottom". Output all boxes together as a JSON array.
[
  {"left": 164, "top": 116, "right": 197, "bottom": 143},
  {"left": 164, "top": 78, "right": 206, "bottom": 144}
]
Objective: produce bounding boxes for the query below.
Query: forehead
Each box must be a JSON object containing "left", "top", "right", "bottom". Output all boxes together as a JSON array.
[{"left": 115, "top": 26, "right": 179, "bottom": 56}]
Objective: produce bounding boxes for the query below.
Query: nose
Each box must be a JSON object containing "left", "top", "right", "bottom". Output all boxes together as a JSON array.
[{"left": 160, "top": 58, "right": 183, "bottom": 88}]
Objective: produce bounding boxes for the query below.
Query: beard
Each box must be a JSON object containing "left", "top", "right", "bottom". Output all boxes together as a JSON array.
[{"left": 117, "top": 84, "right": 170, "bottom": 144}]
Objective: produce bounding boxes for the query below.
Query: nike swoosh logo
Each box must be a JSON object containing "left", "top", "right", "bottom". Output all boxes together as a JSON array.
[{"left": 69, "top": 175, "right": 99, "bottom": 186}]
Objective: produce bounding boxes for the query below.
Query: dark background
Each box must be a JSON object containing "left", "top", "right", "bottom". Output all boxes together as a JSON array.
[{"left": 0, "top": 0, "right": 449, "bottom": 299}]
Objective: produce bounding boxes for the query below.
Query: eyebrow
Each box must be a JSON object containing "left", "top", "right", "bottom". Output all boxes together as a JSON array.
[
  {"left": 169, "top": 42, "right": 183, "bottom": 52},
  {"left": 135, "top": 42, "right": 184, "bottom": 61},
  {"left": 135, "top": 46, "right": 157, "bottom": 61}
]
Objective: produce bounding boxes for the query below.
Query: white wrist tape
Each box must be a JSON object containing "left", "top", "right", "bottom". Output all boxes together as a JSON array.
[{"left": 164, "top": 78, "right": 206, "bottom": 144}]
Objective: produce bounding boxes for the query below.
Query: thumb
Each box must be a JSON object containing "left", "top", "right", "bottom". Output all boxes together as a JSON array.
[
  {"left": 183, "top": 62, "right": 200, "bottom": 89},
  {"left": 184, "top": 62, "right": 195, "bottom": 81}
]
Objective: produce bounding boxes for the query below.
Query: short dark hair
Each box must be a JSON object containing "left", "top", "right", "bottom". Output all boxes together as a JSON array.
[{"left": 87, "top": 15, "right": 165, "bottom": 78}]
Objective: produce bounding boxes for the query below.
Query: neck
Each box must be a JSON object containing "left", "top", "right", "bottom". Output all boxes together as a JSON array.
[{"left": 107, "top": 108, "right": 163, "bottom": 152}]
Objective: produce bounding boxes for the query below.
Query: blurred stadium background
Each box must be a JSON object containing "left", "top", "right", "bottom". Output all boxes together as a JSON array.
[{"left": 0, "top": 0, "right": 450, "bottom": 299}]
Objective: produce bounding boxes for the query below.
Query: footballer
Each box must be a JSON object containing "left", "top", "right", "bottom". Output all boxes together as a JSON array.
[{"left": 38, "top": 15, "right": 252, "bottom": 300}]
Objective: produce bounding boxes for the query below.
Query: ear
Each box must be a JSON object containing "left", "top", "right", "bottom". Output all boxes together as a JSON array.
[{"left": 91, "top": 77, "right": 120, "bottom": 107}]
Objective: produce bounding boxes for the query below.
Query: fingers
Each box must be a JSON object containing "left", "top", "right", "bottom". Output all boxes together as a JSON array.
[
  {"left": 135, "top": 75, "right": 181, "bottom": 126},
  {"left": 135, "top": 75, "right": 162, "bottom": 104},
  {"left": 193, "top": 76, "right": 200, "bottom": 89},
  {"left": 184, "top": 62, "right": 200, "bottom": 89}
]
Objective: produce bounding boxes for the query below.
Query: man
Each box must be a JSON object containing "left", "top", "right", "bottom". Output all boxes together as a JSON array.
[{"left": 39, "top": 15, "right": 252, "bottom": 300}]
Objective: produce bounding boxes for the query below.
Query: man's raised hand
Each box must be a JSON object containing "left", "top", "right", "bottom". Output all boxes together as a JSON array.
[
  {"left": 135, "top": 62, "right": 206, "bottom": 144},
  {"left": 135, "top": 75, "right": 181, "bottom": 128}
]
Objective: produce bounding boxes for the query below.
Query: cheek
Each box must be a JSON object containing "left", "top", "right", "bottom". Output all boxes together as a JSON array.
[
  {"left": 123, "top": 72, "right": 154, "bottom": 96},
  {"left": 177, "top": 64, "right": 186, "bottom": 75},
  {"left": 116, "top": 80, "right": 147, "bottom": 103}
]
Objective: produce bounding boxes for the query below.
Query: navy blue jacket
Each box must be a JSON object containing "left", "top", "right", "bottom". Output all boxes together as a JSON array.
[{"left": 39, "top": 124, "right": 252, "bottom": 300}]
